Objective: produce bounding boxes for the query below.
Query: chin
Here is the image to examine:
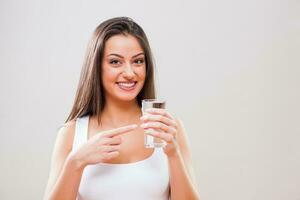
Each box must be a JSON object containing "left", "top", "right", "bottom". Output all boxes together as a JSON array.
[
  {"left": 105, "top": 83, "right": 144, "bottom": 103},
  {"left": 113, "top": 83, "right": 143, "bottom": 102},
  {"left": 116, "top": 93, "right": 139, "bottom": 102}
]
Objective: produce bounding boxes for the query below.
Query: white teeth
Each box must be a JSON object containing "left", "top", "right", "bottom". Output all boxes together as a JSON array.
[{"left": 118, "top": 82, "right": 136, "bottom": 88}]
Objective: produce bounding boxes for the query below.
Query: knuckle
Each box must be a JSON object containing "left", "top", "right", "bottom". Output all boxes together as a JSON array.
[
  {"left": 165, "top": 124, "right": 170, "bottom": 130},
  {"left": 154, "top": 131, "right": 160, "bottom": 137},
  {"left": 173, "top": 122, "right": 178, "bottom": 129},
  {"left": 96, "top": 134, "right": 103, "bottom": 140},
  {"left": 102, "top": 130, "right": 110, "bottom": 136},
  {"left": 95, "top": 145, "right": 101, "bottom": 151},
  {"left": 115, "top": 137, "right": 122, "bottom": 143},
  {"left": 99, "top": 138, "right": 107, "bottom": 145},
  {"left": 170, "top": 127, "right": 176, "bottom": 133},
  {"left": 150, "top": 130, "right": 156, "bottom": 136},
  {"left": 101, "top": 145, "right": 108, "bottom": 151},
  {"left": 172, "top": 124, "right": 178, "bottom": 131},
  {"left": 166, "top": 135, "right": 173, "bottom": 142},
  {"left": 107, "top": 138, "right": 114, "bottom": 144},
  {"left": 158, "top": 123, "right": 163, "bottom": 129},
  {"left": 163, "top": 125, "right": 168, "bottom": 131},
  {"left": 105, "top": 152, "right": 118, "bottom": 161},
  {"left": 102, "top": 155, "right": 110, "bottom": 161},
  {"left": 104, "top": 152, "right": 112, "bottom": 158},
  {"left": 97, "top": 145, "right": 104, "bottom": 152}
]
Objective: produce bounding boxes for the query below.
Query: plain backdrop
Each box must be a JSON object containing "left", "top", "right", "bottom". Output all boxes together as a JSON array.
[{"left": 0, "top": 0, "right": 299, "bottom": 199}]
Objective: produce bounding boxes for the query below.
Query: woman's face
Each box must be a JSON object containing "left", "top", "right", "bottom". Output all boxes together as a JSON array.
[{"left": 101, "top": 34, "right": 146, "bottom": 103}]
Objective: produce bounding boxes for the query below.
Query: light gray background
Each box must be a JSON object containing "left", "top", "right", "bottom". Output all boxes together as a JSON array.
[{"left": 0, "top": 0, "right": 299, "bottom": 199}]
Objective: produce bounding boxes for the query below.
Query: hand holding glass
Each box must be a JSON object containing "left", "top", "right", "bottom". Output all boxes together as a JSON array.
[{"left": 142, "top": 99, "right": 167, "bottom": 148}]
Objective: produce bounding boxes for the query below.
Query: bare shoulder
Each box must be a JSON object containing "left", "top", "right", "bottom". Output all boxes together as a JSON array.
[
  {"left": 54, "top": 120, "right": 77, "bottom": 153},
  {"left": 43, "top": 120, "right": 77, "bottom": 199},
  {"left": 50, "top": 120, "right": 77, "bottom": 168}
]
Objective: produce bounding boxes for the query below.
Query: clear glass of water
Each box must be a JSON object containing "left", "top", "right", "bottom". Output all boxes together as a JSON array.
[{"left": 142, "top": 99, "right": 167, "bottom": 148}]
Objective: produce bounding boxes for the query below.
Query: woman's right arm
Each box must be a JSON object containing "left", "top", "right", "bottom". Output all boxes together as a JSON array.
[
  {"left": 43, "top": 121, "right": 84, "bottom": 200},
  {"left": 43, "top": 121, "right": 138, "bottom": 200}
]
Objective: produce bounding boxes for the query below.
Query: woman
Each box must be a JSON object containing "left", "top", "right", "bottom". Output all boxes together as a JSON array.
[{"left": 44, "top": 17, "right": 200, "bottom": 200}]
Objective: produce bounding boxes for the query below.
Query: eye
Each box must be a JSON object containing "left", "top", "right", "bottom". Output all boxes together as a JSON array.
[
  {"left": 109, "top": 59, "right": 121, "bottom": 66},
  {"left": 134, "top": 58, "right": 145, "bottom": 65}
]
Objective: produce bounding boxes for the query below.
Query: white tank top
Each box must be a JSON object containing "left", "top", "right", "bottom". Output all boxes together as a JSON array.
[{"left": 72, "top": 116, "right": 170, "bottom": 200}]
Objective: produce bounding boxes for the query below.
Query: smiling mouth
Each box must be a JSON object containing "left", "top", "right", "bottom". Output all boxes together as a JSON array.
[{"left": 116, "top": 81, "right": 137, "bottom": 91}]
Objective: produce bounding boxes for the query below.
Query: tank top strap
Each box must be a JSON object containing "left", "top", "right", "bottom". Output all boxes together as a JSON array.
[{"left": 72, "top": 115, "right": 89, "bottom": 152}]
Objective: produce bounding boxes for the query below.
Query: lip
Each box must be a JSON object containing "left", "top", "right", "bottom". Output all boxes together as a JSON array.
[{"left": 116, "top": 81, "right": 137, "bottom": 91}]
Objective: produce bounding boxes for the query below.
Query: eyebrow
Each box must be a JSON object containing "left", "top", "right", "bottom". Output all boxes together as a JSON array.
[{"left": 107, "top": 52, "right": 144, "bottom": 58}]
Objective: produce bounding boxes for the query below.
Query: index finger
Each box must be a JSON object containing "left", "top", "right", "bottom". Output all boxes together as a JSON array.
[
  {"left": 103, "top": 124, "right": 138, "bottom": 138},
  {"left": 145, "top": 108, "right": 175, "bottom": 120}
]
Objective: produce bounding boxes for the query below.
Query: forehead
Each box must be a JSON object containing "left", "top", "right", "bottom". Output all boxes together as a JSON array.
[{"left": 103, "top": 34, "right": 144, "bottom": 56}]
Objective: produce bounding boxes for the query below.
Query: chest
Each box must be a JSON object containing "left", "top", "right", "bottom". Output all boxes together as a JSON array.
[
  {"left": 88, "top": 125, "right": 153, "bottom": 164},
  {"left": 78, "top": 149, "right": 170, "bottom": 200}
]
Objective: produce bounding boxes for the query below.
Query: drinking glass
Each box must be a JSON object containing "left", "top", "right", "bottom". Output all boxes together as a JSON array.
[{"left": 142, "top": 99, "right": 167, "bottom": 148}]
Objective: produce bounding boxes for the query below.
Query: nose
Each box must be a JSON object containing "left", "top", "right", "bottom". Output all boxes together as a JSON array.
[{"left": 123, "top": 63, "right": 135, "bottom": 79}]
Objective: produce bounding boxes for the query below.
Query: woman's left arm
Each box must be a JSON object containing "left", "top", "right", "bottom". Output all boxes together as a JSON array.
[
  {"left": 167, "top": 118, "right": 200, "bottom": 200},
  {"left": 140, "top": 109, "right": 201, "bottom": 200}
]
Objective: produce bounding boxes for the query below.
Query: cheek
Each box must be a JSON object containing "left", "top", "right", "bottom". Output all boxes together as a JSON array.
[
  {"left": 102, "top": 67, "right": 120, "bottom": 90},
  {"left": 138, "top": 66, "right": 146, "bottom": 81},
  {"left": 102, "top": 66, "right": 119, "bottom": 82}
]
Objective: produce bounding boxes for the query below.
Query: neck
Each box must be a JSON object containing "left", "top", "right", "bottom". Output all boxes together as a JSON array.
[{"left": 100, "top": 97, "right": 142, "bottom": 127}]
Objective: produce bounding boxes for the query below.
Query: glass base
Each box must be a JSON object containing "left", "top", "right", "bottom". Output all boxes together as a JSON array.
[
  {"left": 145, "top": 142, "right": 166, "bottom": 148},
  {"left": 144, "top": 134, "right": 166, "bottom": 148}
]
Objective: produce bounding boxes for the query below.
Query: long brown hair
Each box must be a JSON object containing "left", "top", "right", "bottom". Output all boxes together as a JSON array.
[{"left": 65, "top": 17, "right": 156, "bottom": 124}]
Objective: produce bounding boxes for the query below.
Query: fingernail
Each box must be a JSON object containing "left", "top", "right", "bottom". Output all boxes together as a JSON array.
[
  {"left": 151, "top": 131, "right": 158, "bottom": 136},
  {"left": 140, "top": 115, "right": 147, "bottom": 120},
  {"left": 130, "top": 124, "right": 138, "bottom": 128},
  {"left": 140, "top": 123, "right": 147, "bottom": 128}
]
